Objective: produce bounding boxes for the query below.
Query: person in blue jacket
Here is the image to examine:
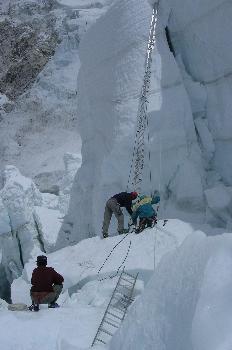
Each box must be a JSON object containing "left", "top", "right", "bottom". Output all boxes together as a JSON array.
[{"left": 131, "top": 192, "right": 160, "bottom": 233}]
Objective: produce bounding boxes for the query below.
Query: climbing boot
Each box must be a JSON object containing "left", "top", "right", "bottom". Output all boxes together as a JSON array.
[
  {"left": 102, "top": 232, "right": 108, "bottom": 238},
  {"left": 48, "top": 302, "right": 60, "bottom": 309},
  {"left": 28, "top": 303, "right": 39, "bottom": 312},
  {"left": 118, "top": 228, "right": 129, "bottom": 235}
]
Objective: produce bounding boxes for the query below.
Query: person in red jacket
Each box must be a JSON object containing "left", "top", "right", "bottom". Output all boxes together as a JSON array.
[{"left": 29, "top": 255, "right": 64, "bottom": 312}]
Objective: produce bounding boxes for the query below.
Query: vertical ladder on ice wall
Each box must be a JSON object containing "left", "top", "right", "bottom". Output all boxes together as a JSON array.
[
  {"left": 127, "top": 2, "right": 158, "bottom": 194},
  {"left": 91, "top": 270, "right": 138, "bottom": 347}
]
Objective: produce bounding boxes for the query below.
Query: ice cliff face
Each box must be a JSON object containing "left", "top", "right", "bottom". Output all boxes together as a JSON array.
[
  {"left": 0, "top": 153, "right": 79, "bottom": 301},
  {"left": 109, "top": 232, "right": 232, "bottom": 350},
  {"left": 166, "top": 0, "right": 232, "bottom": 228},
  {"left": 59, "top": 0, "right": 232, "bottom": 245}
]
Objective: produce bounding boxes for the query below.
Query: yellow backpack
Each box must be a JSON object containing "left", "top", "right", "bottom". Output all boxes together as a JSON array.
[{"left": 132, "top": 196, "right": 152, "bottom": 212}]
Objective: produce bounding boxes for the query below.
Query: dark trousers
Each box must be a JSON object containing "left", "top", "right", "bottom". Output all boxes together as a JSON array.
[{"left": 102, "top": 198, "right": 124, "bottom": 236}]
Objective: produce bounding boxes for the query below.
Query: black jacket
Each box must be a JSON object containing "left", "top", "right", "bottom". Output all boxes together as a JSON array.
[{"left": 112, "top": 192, "right": 134, "bottom": 215}]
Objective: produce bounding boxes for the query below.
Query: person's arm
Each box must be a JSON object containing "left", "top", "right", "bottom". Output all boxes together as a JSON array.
[
  {"left": 125, "top": 203, "right": 133, "bottom": 215},
  {"left": 52, "top": 269, "right": 64, "bottom": 285},
  {"left": 31, "top": 270, "right": 36, "bottom": 285}
]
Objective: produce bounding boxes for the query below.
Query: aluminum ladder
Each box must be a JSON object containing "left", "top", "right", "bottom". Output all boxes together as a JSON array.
[
  {"left": 127, "top": 2, "right": 159, "bottom": 193},
  {"left": 91, "top": 270, "right": 138, "bottom": 347}
]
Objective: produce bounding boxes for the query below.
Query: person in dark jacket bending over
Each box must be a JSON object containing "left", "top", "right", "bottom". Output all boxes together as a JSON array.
[
  {"left": 102, "top": 191, "right": 138, "bottom": 238},
  {"left": 29, "top": 255, "right": 64, "bottom": 311}
]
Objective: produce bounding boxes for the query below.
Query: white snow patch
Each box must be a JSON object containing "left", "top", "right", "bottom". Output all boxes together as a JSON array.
[
  {"left": 34, "top": 206, "right": 63, "bottom": 250},
  {"left": 12, "top": 219, "right": 192, "bottom": 304},
  {"left": 0, "top": 93, "right": 9, "bottom": 106}
]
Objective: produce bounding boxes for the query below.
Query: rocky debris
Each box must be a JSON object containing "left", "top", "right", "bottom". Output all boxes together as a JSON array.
[{"left": 0, "top": 16, "right": 59, "bottom": 99}]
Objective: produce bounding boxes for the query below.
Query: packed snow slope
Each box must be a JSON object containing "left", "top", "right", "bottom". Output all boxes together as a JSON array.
[
  {"left": 0, "top": 222, "right": 231, "bottom": 350},
  {"left": 62, "top": 0, "right": 232, "bottom": 246},
  {"left": 0, "top": 219, "right": 189, "bottom": 350},
  {"left": 109, "top": 231, "right": 232, "bottom": 350},
  {"left": 12, "top": 219, "right": 190, "bottom": 305}
]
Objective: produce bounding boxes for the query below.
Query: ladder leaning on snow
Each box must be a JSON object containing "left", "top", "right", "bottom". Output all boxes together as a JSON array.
[{"left": 91, "top": 269, "right": 138, "bottom": 347}]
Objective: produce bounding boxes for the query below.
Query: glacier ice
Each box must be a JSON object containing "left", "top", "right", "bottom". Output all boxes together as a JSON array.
[
  {"left": 109, "top": 232, "right": 232, "bottom": 350},
  {"left": 58, "top": 152, "right": 82, "bottom": 214},
  {"left": 63, "top": 0, "right": 204, "bottom": 245},
  {"left": 0, "top": 165, "right": 63, "bottom": 300},
  {"left": 60, "top": 0, "right": 232, "bottom": 244}
]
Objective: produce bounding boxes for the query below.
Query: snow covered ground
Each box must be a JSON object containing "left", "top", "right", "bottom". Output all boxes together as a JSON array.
[
  {"left": 1, "top": 219, "right": 190, "bottom": 350},
  {"left": 0, "top": 0, "right": 232, "bottom": 349},
  {"left": 0, "top": 221, "right": 230, "bottom": 350},
  {"left": 12, "top": 219, "right": 191, "bottom": 304},
  {"left": 109, "top": 231, "right": 232, "bottom": 350}
]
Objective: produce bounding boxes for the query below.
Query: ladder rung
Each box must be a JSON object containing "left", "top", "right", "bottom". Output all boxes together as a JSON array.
[
  {"left": 115, "top": 289, "right": 130, "bottom": 297},
  {"left": 118, "top": 283, "right": 131, "bottom": 290},
  {"left": 112, "top": 293, "right": 123, "bottom": 300},
  {"left": 122, "top": 293, "right": 134, "bottom": 300},
  {"left": 107, "top": 311, "right": 123, "bottom": 320},
  {"left": 123, "top": 296, "right": 134, "bottom": 303},
  {"left": 119, "top": 297, "right": 131, "bottom": 305},
  {"left": 118, "top": 301, "right": 130, "bottom": 308},
  {"left": 123, "top": 271, "right": 136, "bottom": 280},
  {"left": 105, "top": 316, "right": 121, "bottom": 326},
  {"left": 108, "top": 306, "right": 125, "bottom": 315},
  {"left": 110, "top": 305, "right": 127, "bottom": 312},
  {"left": 104, "top": 319, "right": 119, "bottom": 328},
  {"left": 99, "top": 327, "right": 114, "bottom": 337},
  {"left": 110, "top": 299, "right": 125, "bottom": 309},
  {"left": 96, "top": 338, "right": 106, "bottom": 344},
  {"left": 120, "top": 277, "right": 134, "bottom": 284}
]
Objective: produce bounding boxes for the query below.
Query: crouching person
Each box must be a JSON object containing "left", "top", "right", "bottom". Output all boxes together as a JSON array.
[
  {"left": 29, "top": 255, "right": 64, "bottom": 312},
  {"left": 132, "top": 192, "right": 160, "bottom": 233}
]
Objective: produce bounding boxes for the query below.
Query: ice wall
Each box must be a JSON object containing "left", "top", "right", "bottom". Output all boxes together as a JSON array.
[
  {"left": 62, "top": 0, "right": 204, "bottom": 244},
  {"left": 167, "top": 0, "right": 232, "bottom": 210},
  {"left": 109, "top": 232, "right": 232, "bottom": 350},
  {"left": 0, "top": 165, "right": 64, "bottom": 300}
]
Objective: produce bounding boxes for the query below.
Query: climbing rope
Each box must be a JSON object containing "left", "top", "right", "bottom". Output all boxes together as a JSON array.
[
  {"left": 97, "top": 233, "right": 130, "bottom": 275},
  {"left": 97, "top": 233, "right": 132, "bottom": 281},
  {"left": 127, "top": 2, "right": 159, "bottom": 194}
]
